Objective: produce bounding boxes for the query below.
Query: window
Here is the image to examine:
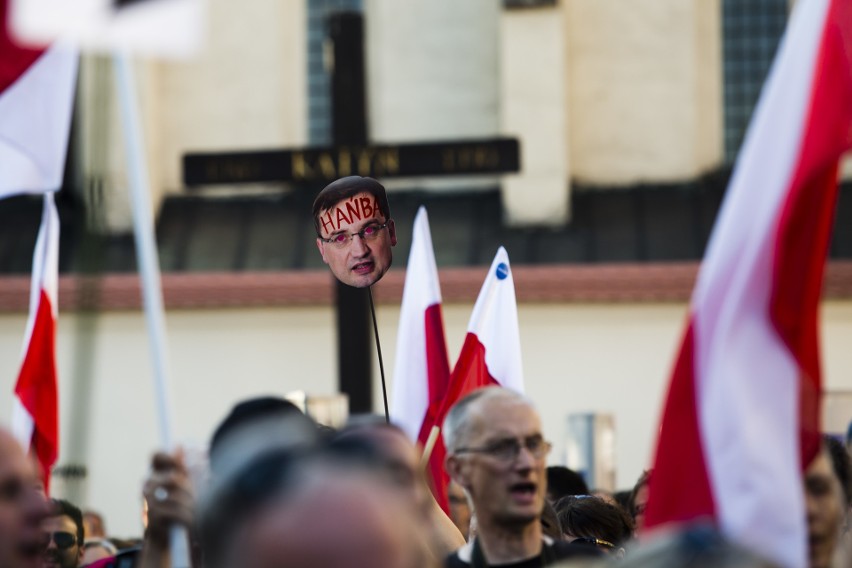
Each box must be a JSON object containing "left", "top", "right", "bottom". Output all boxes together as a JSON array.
[{"left": 722, "top": 0, "right": 788, "bottom": 162}]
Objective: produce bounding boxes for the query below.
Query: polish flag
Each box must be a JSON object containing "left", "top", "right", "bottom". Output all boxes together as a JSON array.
[
  {"left": 0, "top": 0, "right": 78, "bottom": 198},
  {"left": 444, "top": 247, "right": 524, "bottom": 399},
  {"left": 426, "top": 247, "right": 524, "bottom": 510},
  {"left": 645, "top": 1, "right": 852, "bottom": 567},
  {"left": 390, "top": 207, "right": 451, "bottom": 504},
  {"left": 13, "top": 193, "right": 60, "bottom": 492}
]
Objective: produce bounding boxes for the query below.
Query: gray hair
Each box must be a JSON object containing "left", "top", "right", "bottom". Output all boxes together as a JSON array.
[{"left": 442, "top": 387, "right": 532, "bottom": 453}]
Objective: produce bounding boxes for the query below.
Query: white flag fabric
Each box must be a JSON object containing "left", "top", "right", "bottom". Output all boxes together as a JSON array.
[
  {"left": 646, "top": 1, "right": 852, "bottom": 567},
  {"left": 390, "top": 206, "right": 450, "bottom": 443},
  {"left": 0, "top": 0, "right": 77, "bottom": 196},
  {"left": 451, "top": 246, "right": 524, "bottom": 395}
]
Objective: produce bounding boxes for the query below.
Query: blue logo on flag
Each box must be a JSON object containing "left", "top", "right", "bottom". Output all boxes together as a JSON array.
[{"left": 496, "top": 262, "right": 509, "bottom": 280}]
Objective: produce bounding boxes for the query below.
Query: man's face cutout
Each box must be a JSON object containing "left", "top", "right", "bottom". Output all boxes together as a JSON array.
[{"left": 316, "top": 191, "right": 397, "bottom": 288}]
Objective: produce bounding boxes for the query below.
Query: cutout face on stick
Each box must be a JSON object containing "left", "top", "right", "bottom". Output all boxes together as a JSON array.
[{"left": 313, "top": 177, "right": 397, "bottom": 288}]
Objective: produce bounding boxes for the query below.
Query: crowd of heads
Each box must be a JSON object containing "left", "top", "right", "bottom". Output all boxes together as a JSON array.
[{"left": 0, "top": 386, "right": 849, "bottom": 568}]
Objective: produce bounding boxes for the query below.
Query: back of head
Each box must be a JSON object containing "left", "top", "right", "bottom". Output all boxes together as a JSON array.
[
  {"left": 228, "top": 466, "right": 430, "bottom": 568},
  {"left": 208, "top": 396, "right": 318, "bottom": 477},
  {"left": 555, "top": 495, "right": 633, "bottom": 547},
  {"left": 546, "top": 466, "right": 589, "bottom": 501},
  {"left": 618, "top": 523, "right": 780, "bottom": 568}
]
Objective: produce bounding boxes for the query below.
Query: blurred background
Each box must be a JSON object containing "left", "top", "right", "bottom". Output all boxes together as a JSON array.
[{"left": 0, "top": 0, "right": 851, "bottom": 537}]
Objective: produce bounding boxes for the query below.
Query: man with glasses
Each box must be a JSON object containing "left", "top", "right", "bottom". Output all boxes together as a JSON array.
[
  {"left": 41, "top": 499, "right": 83, "bottom": 568},
  {"left": 313, "top": 176, "right": 397, "bottom": 288},
  {"left": 443, "top": 387, "right": 599, "bottom": 567}
]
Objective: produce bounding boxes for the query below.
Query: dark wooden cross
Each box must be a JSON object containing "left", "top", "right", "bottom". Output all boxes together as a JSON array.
[{"left": 182, "top": 12, "right": 521, "bottom": 415}]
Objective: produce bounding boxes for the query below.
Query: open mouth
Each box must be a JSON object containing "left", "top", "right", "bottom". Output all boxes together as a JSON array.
[
  {"left": 509, "top": 482, "right": 537, "bottom": 500},
  {"left": 351, "top": 262, "right": 374, "bottom": 275}
]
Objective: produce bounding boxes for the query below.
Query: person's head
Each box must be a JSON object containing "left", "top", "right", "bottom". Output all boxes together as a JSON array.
[
  {"left": 42, "top": 499, "right": 84, "bottom": 568},
  {"left": 545, "top": 466, "right": 589, "bottom": 503},
  {"left": 630, "top": 469, "right": 651, "bottom": 533},
  {"left": 313, "top": 176, "right": 397, "bottom": 288},
  {"left": 80, "top": 539, "right": 116, "bottom": 566},
  {"left": 447, "top": 480, "right": 471, "bottom": 539},
  {"left": 208, "top": 396, "right": 318, "bottom": 478},
  {"left": 555, "top": 495, "right": 634, "bottom": 558},
  {"left": 82, "top": 511, "right": 105, "bottom": 540},
  {"left": 805, "top": 444, "right": 846, "bottom": 568},
  {"left": 618, "top": 523, "right": 778, "bottom": 568},
  {"left": 823, "top": 435, "right": 851, "bottom": 510},
  {"left": 227, "top": 466, "right": 430, "bottom": 568},
  {"left": 0, "top": 428, "right": 50, "bottom": 568},
  {"left": 330, "top": 416, "right": 429, "bottom": 514},
  {"left": 540, "top": 499, "right": 562, "bottom": 541},
  {"left": 444, "top": 387, "right": 550, "bottom": 533}
]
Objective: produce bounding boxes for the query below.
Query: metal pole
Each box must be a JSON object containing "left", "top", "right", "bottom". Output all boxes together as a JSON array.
[
  {"left": 368, "top": 287, "right": 389, "bottom": 422},
  {"left": 112, "top": 51, "right": 190, "bottom": 568}
]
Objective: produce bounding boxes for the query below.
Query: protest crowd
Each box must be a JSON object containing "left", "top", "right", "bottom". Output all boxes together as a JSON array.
[
  {"left": 0, "top": 171, "right": 848, "bottom": 568},
  {"left": 2, "top": 0, "right": 852, "bottom": 565},
  {"left": 0, "top": 386, "right": 850, "bottom": 568}
]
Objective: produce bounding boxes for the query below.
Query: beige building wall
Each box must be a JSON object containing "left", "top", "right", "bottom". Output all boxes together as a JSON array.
[
  {"left": 2, "top": 297, "right": 851, "bottom": 535},
  {"left": 499, "top": 6, "right": 571, "bottom": 226},
  {"left": 567, "top": 0, "right": 724, "bottom": 185},
  {"left": 75, "top": 0, "right": 308, "bottom": 232},
  {"left": 365, "top": 0, "right": 501, "bottom": 194}
]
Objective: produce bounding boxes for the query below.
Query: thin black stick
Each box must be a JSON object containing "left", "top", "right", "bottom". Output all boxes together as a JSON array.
[{"left": 368, "top": 287, "right": 390, "bottom": 423}]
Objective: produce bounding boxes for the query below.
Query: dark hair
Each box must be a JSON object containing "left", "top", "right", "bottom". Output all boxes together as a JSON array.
[
  {"left": 546, "top": 466, "right": 589, "bottom": 501},
  {"left": 311, "top": 176, "right": 391, "bottom": 236},
  {"left": 210, "top": 397, "right": 306, "bottom": 454},
  {"left": 51, "top": 498, "right": 84, "bottom": 547},
  {"left": 540, "top": 499, "right": 563, "bottom": 541},
  {"left": 613, "top": 490, "right": 633, "bottom": 515},
  {"left": 629, "top": 469, "right": 652, "bottom": 519},
  {"left": 824, "top": 435, "right": 851, "bottom": 506},
  {"left": 555, "top": 495, "right": 634, "bottom": 547}
]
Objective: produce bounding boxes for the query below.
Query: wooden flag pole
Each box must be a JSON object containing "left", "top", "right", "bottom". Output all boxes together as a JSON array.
[{"left": 420, "top": 425, "right": 441, "bottom": 470}]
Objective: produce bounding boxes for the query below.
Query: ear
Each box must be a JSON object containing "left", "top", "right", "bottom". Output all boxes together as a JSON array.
[
  {"left": 445, "top": 453, "right": 471, "bottom": 491},
  {"left": 387, "top": 219, "right": 397, "bottom": 246},
  {"left": 316, "top": 238, "right": 329, "bottom": 265}
]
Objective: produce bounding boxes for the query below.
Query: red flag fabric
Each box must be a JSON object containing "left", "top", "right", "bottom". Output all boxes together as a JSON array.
[
  {"left": 0, "top": 0, "right": 77, "bottom": 198},
  {"left": 645, "top": 1, "right": 852, "bottom": 567},
  {"left": 390, "top": 206, "right": 452, "bottom": 508},
  {"left": 423, "top": 247, "right": 525, "bottom": 511},
  {"left": 13, "top": 194, "right": 60, "bottom": 492}
]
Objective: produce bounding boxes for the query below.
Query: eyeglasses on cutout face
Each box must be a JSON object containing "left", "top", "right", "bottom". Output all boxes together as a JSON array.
[
  {"left": 454, "top": 435, "right": 552, "bottom": 463},
  {"left": 41, "top": 531, "right": 77, "bottom": 550},
  {"left": 319, "top": 221, "right": 390, "bottom": 248}
]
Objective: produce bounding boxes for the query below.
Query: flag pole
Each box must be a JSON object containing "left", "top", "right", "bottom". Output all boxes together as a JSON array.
[
  {"left": 368, "top": 287, "right": 390, "bottom": 422},
  {"left": 113, "top": 51, "right": 190, "bottom": 568}
]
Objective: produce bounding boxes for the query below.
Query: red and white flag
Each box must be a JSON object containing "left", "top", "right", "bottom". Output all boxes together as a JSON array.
[
  {"left": 645, "top": 1, "right": 852, "bottom": 567},
  {"left": 0, "top": 0, "right": 77, "bottom": 198},
  {"left": 445, "top": 247, "right": 524, "bottom": 398},
  {"left": 425, "top": 247, "right": 525, "bottom": 509},
  {"left": 390, "top": 207, "right": 452, "bottom": 505},
  {"left": 13, "top": 193, "right": 60, "bottom": 492}
]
